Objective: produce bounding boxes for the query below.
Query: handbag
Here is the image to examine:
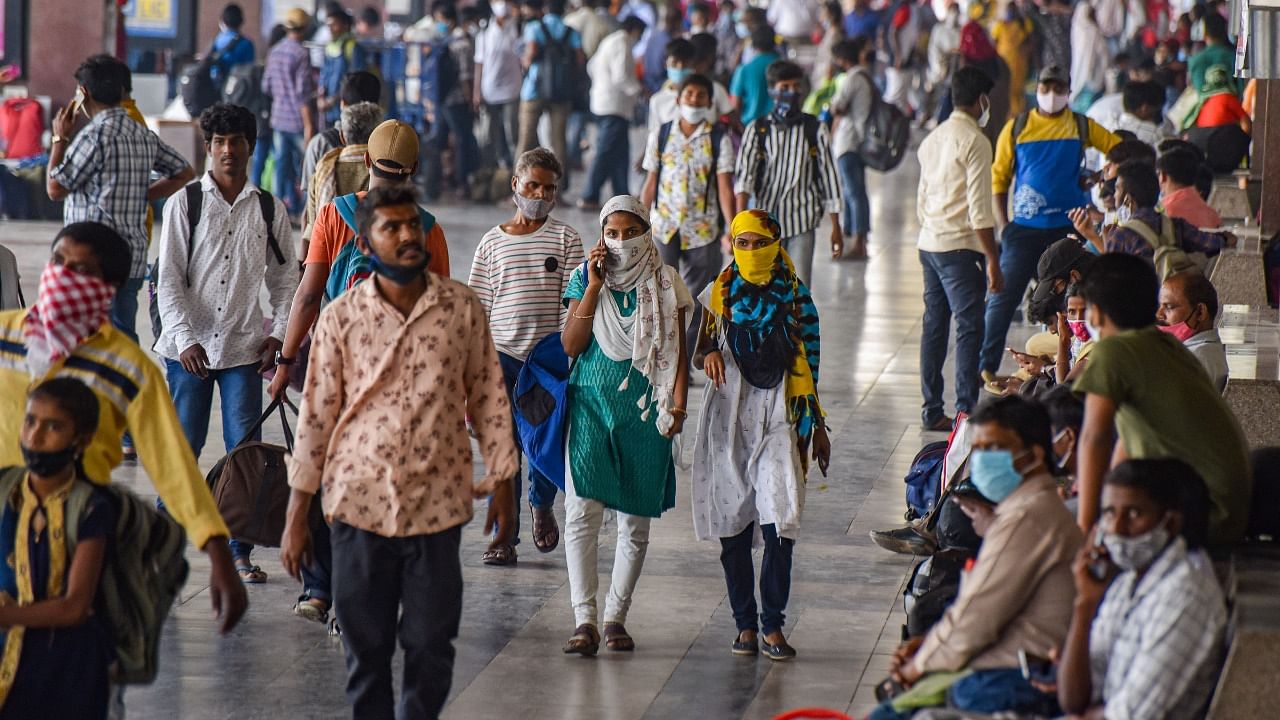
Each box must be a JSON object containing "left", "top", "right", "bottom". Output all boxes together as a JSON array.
[{"left": 204, "top": 398, "right": 297, "bottom": 547}]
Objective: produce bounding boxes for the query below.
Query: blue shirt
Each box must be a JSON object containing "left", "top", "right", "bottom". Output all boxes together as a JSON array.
[
  {"left": 844, "top": 9, "right": 881, "bottom": 39},
  {"left": 642, "top": 29, "right": 671, "bottom": 93},
  {"left": 730, "top": 51, "right": 780, "bottom": 126},
  {"left": 211, "top": 29, "right": 255, "bottom": 83},
  {"left": 521, "top": 14, "right": 583, "bottom": 102}
]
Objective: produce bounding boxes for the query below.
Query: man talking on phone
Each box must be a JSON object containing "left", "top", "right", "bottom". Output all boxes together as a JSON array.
[{"left": 869, "top": 396, "right": 1081, "bottom": 720}]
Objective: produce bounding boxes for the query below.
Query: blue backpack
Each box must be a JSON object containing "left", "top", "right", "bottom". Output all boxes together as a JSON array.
[
  {"left": 326, "top": 193, "right": 437, "bottom": 301},
  {"left": 420, "top": 38, "right": 459, "bottom": 116},
  {"left": 513, "top": 332, "right": 572, "bottom": 490},
  {"left": 904, "top": 440, "right": 948, "bottom": 520}
]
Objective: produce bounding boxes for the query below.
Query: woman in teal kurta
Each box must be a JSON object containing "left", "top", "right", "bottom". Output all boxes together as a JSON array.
[{"left": 560, "top": 196, "right": 692, "bottom": 656}]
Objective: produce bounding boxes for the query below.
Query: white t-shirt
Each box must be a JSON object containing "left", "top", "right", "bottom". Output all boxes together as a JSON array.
[{"left": 474, "top": 21, "right": 524, "bottom": 105}]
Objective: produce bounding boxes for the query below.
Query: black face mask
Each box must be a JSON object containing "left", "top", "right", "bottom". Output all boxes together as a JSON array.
[{"left": 21, "top": 444, "right": 79, "bottom": 478}]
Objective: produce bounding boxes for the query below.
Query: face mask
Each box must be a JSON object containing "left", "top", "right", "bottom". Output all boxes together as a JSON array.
[
  {"left": 1085, "top": 317, "right": 1101, "bottom": 341},
  {"left": 679, "top": 105, "right": 713, "bottom": 125},
  {"left": 735, "top": 22, "right": 750, "bottom": 38},
  {"left": 1158, "top": 320, "right": 1198, "bottom": 343},
  {"left": 1115, "top": 204, "right": 1133, "bottom": 224},
  {"left": 365, "top": 242, "right": 431, "bottom": 285},
  {"left": 977, "top": 96, "right": 991, "bottom": 128},
  {"left": 491, "top": 1, "right": 508, "bottom": 16},
  {"left": 1103, "top": 517, "right": 1172, "bottom": 572},
  {"left": 437, "top": 21, "right": 451, "bottom": 35},
  {"left": 21, "top": 443, "right": 80, "bottom": 478},
  {"left": 667, "top": 67, "right": 692, "bottom": 85},
  {"left": 513, "top": 191, "right": 555, "bottom": 220},
  {"left": 1052, "top": 428, "right": 1074, "bottom": 471},
  {"left": 733, "top": 242, "right": 781, "bottom": 285},
  {"left": 604, "top": 231, "right": 653, "bottom": 272},
  {"left": 1068, "top": 319, "right": 1091, "bottom": 342},
  {"left": 1036, "top": 90, "right": 1070, "bottom": 114},
  {"left": 770, "top": 89, "right": 801, "bottom": 117},
  {"left": 969, "top": 449, "right": 1027, "bottom": 503}
]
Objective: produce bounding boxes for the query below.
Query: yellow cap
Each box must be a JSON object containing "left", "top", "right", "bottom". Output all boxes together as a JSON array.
[
  {"left": 283, "top": 8, "right": 312, "bottom": 31},
  {"left": 366, "top": 120, "right": 419, "bottom": 176}
]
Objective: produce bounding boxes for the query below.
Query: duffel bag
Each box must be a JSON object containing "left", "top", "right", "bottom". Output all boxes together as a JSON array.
[{"left": 205, "top": 398, "right": 296, "bottom": 547}]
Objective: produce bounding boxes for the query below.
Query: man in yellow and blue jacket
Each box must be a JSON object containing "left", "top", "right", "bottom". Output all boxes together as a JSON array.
[{"left": 982, "top": 64, "right": 1119, "bottom": 378}]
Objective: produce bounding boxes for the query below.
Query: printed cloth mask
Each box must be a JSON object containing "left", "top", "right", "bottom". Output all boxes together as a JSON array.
[
  {"left": 1036, "top": 90, "right": 1070, "bottom": 114},
  {"left": 1068, "top": 319, "right": 1091, "bottom": 342},
  {"left": 21, "top": 443, "right": 80, "bottom": 478},
  {"left": 1157, "top": 320, "right": 1198, "bottom": 343},
  {"left": 969, "top": 449, "right": 1027, "bottom": 502},
  {"left": 22, "top": 262, "right": 117, "bottom": 377},
  {"left": 1103, "top": 516, "right": 1172, "bottom": 572},
  {"left": 514, "top": 191, "right": 555, "bottom": 220},
  {"left": 770, "top": 89, "right": 802, "bottom": 118}
]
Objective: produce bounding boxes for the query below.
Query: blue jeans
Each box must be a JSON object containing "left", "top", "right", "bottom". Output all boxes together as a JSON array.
[
  {"left": 582, "top": 114, "right": 631, "bottom": 204},
  {"left": 271, "top": 130, "right": 304, "bottom": 215},
  {"left": 837, "top": 152, "right": 871, "bottom": 235},
  {"left": 251, "top": 134, "right": 271, "bottom": 188},
  {"left": 109, "top": 277, "right": 145, "bottom": 343},
  {"left": 164, "top": 359, "right": 263, "bottom": 562},
  {"left": 867, "top": 668, "right": 1058, "bottom": 720},
  {"left": 720, "top": 522, "right": 794, "bottom": 635},
  {"left": 919, "top": 250, "right": 986, "bottom": 425},
  {"left": 491, "top": 351, "right": 560, "bottom": 544},
  {"left": 980, "top": 222, "right": 1070, "bottom": 374},
  {"left": 440, "top": 103, "right": 480, "bottom": 186}
]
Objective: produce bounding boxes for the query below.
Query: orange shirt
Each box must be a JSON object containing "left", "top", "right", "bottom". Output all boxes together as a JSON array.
[{"left": 305, "top": 192, "right": 451, "bottom": 278}]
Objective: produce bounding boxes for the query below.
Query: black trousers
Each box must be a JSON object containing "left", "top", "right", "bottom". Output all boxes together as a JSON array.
[{"left": 332, "top": 521, "right": 463, "bottom": 720}]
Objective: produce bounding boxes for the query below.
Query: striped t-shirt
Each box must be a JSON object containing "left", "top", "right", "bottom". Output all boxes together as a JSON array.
[{"left": 469, "top": 217, "right": 585, "bottom": 360}]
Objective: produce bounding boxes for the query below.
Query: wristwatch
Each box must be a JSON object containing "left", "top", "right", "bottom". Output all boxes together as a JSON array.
[
  {"left": 50, "top": 134, "right": 69, "bottom": 145},
  {"left": 273, "top": 351, "right": 295, "bottom": 367}
]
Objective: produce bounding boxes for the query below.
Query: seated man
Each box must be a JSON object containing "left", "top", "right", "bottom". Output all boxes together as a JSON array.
[
  {"left": 1157, "top": 147, "right": 1221, "bottom": 229},
  {"left": 1074, "top": 253, "right": 1251, "bottom": 547},
  {"left": 1158, "top": 271, "right": 1227, "bottom": 392},
  {"left": 1057, "top": 459, "right": 1226, "bottom": 719},
  {"left": 1027, "top": 238, "right": 1096, "bottom": 335},
  {"left": 1100, "top": 160, "right": 1231, "bottom": 265},
  {"left": 1044, "top": 384, "right": 1085, "bottom": 500},
  {"left": 872, "top": 396, "right": 1082, "bottom": 720}
]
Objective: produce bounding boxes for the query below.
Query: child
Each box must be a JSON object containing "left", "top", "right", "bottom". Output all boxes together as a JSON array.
[
  {"left": 691, "top": 210, "right": 832, "bottom": 661},
  {"left": 0, "top": 378, "right": 113, "bottom": 719}
]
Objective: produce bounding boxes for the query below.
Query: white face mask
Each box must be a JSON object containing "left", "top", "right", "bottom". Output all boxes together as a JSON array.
[
  {"left": 977, "top": 95, "right": 991, "bottom": 128},
  {"left": 679, "top": 105, "right": 713, "bottom": 125},
  {"left": 1115, "top": 203, "right": 1133, "bottom": 225},
  {"left": 1036, "top": 90, "right": 1070, "bottom": 114}
]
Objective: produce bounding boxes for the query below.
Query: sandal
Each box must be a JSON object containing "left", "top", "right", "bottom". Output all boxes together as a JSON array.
[
  {"left": 293, "top": 596, "right": 329, "bottom": 624},
  {"left": 563, "top": 624, "right": 600, "bottom": 657},
  {"left": 603, "top": 622, "right": 635, "bottom": 652},
  {"left": 481, "top": 542, "right": 517, "bottom": 566},
  {"left": 531, "top": 504, "right": 560, "bottom": 553},
  {"left": 236, "top": 563, "right": 267, "bottom": 584}
]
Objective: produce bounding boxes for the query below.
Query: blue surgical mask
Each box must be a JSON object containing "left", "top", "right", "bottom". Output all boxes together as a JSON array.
[
  {"left": 735, "top": 21, "right": 749, "bottom": 38},
  {"left": 437, "top": 21, "right": 451, "bottom": 35},
  {"left": 667, "top": 67, "right": 692, "bottom": 85},
  {"left": 969, "top": 449, "right": 1027, "bottom": 503},
  {"left": 364, "top": 242, "right": 431, "bottom": 285}
]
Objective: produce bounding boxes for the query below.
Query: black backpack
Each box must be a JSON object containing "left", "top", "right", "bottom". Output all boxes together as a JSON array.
[
  {"left": 752, "top": 113, "right": 822, "bottom": 198},
  {"left": 853, "top": 70, "right": 911, "bottom": 172},
  {"left": 535, "top": 20, "right": 589, "bottom": 110},
  {"left": 179, "top": 36, "right": 248, "bottom": 117},
  {"left": 148, "top": 182, "right": 285, "bottom": 341},
  {"left": 221, "top": 63, "right": 270, "bottom": 129},
  {"left": 656, "top": 120, "right": 728, "bottom": 229}
]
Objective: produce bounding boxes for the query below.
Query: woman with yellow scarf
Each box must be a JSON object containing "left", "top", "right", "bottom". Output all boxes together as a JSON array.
[{"left": 690, "top": 209, "right": 831, "bottom": 662}]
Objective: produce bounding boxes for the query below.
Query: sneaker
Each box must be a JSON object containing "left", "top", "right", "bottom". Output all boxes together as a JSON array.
[{"left": 869, "top": 525, "right": 937, "bottom": 555}]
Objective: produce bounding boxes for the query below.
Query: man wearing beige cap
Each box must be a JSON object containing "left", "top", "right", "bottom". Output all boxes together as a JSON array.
[
  {"left": 268, "top": 120, "right": 451, "bottom": 628},
  {"left": 262, "top": 7, "right": 318, "bottom": 216}
]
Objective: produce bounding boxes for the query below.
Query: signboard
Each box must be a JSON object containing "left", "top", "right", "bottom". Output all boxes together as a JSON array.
[{"left": 124, "top": 0, "right": 179, "bottom": 40}]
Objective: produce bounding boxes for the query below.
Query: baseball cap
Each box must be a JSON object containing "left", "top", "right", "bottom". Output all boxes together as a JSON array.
[
  {"left": 283, "top": 8, "right": 312, "bottom": 31},
  {"left": 1038, "top": 64, "right": 1070, "bottom": 86},
  {"left": 1030, "top": 238, "right": 1090, "bottom": 304},
  {"left": 366, "top": 120, "right": 419, "bottom": 176}
]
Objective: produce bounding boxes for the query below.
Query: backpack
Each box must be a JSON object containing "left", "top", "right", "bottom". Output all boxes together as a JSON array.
[
  {"left": 0, "top": 467, "right": 190, "bottom": 685},
  {"left": 420, "top": 37, "right": 460, "bottom": 111},
  {"left": 513, "top": 332, "right": 572, "bottom": 491},
  {"left": 1009, "top": 109, "right": 1090, "bottom": 178},
  {"left": 204, "top": 399, "right": 295, "bottom": 547},
  {"left": 853, "top": 70, "right": 911, "bottom": 172},
  {"left": 0, "top": 97, "right": 45, "bottom": 160},
  {"left": 326, "top": 192, "right": 439, "bottom": 301},
  {"left": 179, "top": 36, "right": 246, "bottom": 117},
  {"left": 534, "top": 20, "right": 587, "bottom": 108},
  {"left": 656, "top": 120, "right": 728, "bottom": 230},
  {"left": 1118, "top": 213, "right": 1205, "bottom": 281},
  {"left": 148, "top": 182, "right": 285, "bottom": 341},
  {"left": 221, "top": 63, "right": 270, "bottom": 128},
  {"left": 904, "top": 440, "right": 948, "bottom": 521},
  {"left": 0, "top": 243, "right": 22, "bottom": 309},
  {"left": 903, "top": 552, "right": 965, "bottom": 637},
  {"left": 752, "top": 114, "right": 822, "bottom": 198}
]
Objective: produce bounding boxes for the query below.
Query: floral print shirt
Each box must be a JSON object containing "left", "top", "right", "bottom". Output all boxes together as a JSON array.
[{"left": 642, "top": 121, "right": 737, "bottom": 250}]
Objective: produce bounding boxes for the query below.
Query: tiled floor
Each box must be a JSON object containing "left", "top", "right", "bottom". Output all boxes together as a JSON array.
[{"left": 2, "top": 145, "right": 1031, "bottom": 719}]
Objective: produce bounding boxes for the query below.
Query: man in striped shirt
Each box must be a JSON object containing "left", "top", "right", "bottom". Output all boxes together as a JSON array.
[
  {"left": 469, "top": 147, "right": 585, "bottom": 566},
  {"left": 734, "top": 60, "right": 842, "bottom": 287}
]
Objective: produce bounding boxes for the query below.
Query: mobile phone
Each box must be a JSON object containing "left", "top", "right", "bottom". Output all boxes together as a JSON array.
[
  {"left": 70, "top": 87, "right": 86, "bottom": 118},
  {"left": 1018, "top": 648, "right": 1056, "bottom": 684},
  {"left": 1087, "top": 526, "right": 1111, "bottom": 581}
]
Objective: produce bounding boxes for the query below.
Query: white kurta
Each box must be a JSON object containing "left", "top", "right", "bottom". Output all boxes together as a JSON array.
[{"left": 691, "top": 338, "right": 806, "bottom": 542}]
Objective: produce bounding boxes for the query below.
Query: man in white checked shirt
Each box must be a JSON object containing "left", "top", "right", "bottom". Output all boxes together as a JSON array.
[{"left": 1056, "top": 459, "right": 1226, "bottom": 720}]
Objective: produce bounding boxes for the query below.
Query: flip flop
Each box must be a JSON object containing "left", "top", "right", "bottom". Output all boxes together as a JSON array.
[{"left": 236, "top": 564, "right": 267, "bottom": 584}]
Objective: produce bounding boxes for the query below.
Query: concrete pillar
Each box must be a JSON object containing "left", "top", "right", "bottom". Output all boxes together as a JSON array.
[
  {"left": 1258, "top": 80, "right": 1280, "bottom": 236},
  {"left": 26, "top": 0, "right": 109, "bottom": 102}
]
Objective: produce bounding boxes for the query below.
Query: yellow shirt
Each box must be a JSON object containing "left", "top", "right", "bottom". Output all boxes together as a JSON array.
[{"left": 0, "top": 310, "right": 229, "bottom": 549}]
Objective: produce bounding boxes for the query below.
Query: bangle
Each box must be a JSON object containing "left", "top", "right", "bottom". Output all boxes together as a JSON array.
[
  {"left": 669, "top": 407, "right": 687, "bottom": 418},
  {"left": 572, "top": 311, "right": 595, "bottom": 320}
]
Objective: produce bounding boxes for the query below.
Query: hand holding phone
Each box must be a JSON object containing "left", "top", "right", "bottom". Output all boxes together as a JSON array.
[{"left": 1019, "top": 648, "right": 1056, "bottom": 684}]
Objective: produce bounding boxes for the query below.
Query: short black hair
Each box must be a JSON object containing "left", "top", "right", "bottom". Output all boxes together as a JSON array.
[
  {"left": 766, "top": 59, "right": 804, "bottom": 87},
  {"left": 680, "top": 72, "right": 715, "bottom": 99},
  {"left": 359, "top": 5, "right": 381, "bottom": 26},
  {"left": 1122, "top": 80, "right": 1164, "bottom": 114},
  {"left": 751, "top": 25, "right": 775, "bottom": 52},
  {"left": 1204, "top": 11, "right": 1229, "bottom": 42},
  {"left": 326, "top": 1, "right": 353, "bottom": 26},
  {"left": 74, "top": 54, "right": 129, "bottom": 105},
  {"left": 971, "top": 395, "right": 1054, "bottom": 463},
  {"left": 460, "top": 5, "right": 485, "bottom": 24},
  {"left": 1042, "top": 385, "right": 1084, "bottom": 434},
  {"left": 433, "top": 1, "right": 458, "bottom": 22},
  {"left": 29, "top": 377, "right": 100, "bottom": 438},
  {"left": 547, "top": 0, "right": 567, "bottom": 15},
  {"left": 952, "top": 66, "right": 995, "bottom": 107},
  {"left": 1106, "top": 139, "right": 1157, "bottom": 167},
  {"left": 834, "top": 36, "right": 869, "bottom": 65},
  {"left": 200, "top": 102, "right": 257, "bottom": 151},
  {"left": 1158, "top": 138, "right": 1204, "bottom": 161},
  {"left": 1116, "top": 159, "right": 1160, "bottom": 208},
  {"left": 521, "top": 0, "right": 544, "bottom": 10},
  {"left": 1080, "top": 253, "right": 1159, "bottom": 330},
  {"left": 689, "top": 1, "right": 712, "bottom": 17},
  {"left": 1105, "top": 459, "right": 1209, "bottom": 549},
  {"left": 53, "top": 222, "right": 132, "bottom": 287},
  {"left": 1168, "top": 270, "right": 1219, "bottom": 320},
  {"left": 622, "top": 15, "right": 649, "bottom": 35},
  {"left": 221, "top": 3, "right": 245, "bottom": 29},
  {"left": 666, "top": 38, "right": 697, "bottom": 64},
  {"left": 689, "top": 32, "right": 717, "bottom": 61},
  {"left": 369, "top": 159, "right": 412, "bottom": 181},
  {"left": 1156, "top": 147, "right": 1200, "bottom": 187},
  {"left": 340, "top": 71, "right": 383, "bottom": 106},
  {"left": 356, "top": 185, "right": 420, "bottom": 239},
  {"left": 268, "top": 23, "right": 289, "bottom": 47},
  {"left": 515, "top": 147, "right": 563, "bottom": 180}
]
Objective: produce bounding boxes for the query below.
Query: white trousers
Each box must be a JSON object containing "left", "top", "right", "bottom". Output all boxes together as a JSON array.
[{"left": 564, "top": 478, "right": 652, "bottom": 628}]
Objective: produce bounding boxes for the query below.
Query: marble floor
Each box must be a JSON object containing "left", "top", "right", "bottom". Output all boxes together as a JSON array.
[{"left": 1, "top": 146, "right": 1034, "bottom": 720}]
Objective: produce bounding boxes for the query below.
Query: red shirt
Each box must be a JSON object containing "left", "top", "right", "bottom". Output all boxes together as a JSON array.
[{"left": 1196, "top": 93, "right": 1248, "bottom": 128}]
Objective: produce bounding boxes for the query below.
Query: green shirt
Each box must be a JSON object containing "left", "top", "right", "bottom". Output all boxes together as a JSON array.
[
  {"left": 1187, "top": 44, "right": 1236, "bottom": 94},
  {"left": 1073, "top": 327, "right": 1251, "bottom": 546}
]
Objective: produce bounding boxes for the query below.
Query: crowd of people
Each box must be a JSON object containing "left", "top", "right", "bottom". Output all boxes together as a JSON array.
[{"left": 0, "top": 0, "right": 1267, "bottom": 718}]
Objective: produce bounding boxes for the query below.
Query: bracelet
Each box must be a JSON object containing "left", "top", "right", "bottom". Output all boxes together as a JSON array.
[
  {"left": 572, "top": 311, "right": 595, "bottom": 320},
  {"left": 669, "top": 408, "right": 688, "bottom": 418}
]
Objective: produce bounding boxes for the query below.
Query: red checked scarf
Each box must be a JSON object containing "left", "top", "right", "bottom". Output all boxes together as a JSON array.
[{"left": 22, "top": 263, "right": 116, "bottom": 376}]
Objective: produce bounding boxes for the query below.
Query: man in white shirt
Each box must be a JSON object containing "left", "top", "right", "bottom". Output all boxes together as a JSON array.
[
  {"left": 647, "top": 36, "right": 735, "bottom": 135},
  {"left": 154, "top": 104, "right": 297, "bottom": 581},
  {"left": 580, "top": 17, "right": 648, "bottom": 208},
  {"left": 474, "top": 0, "right": 525, "bottom": 170},
  {"left": 767, "top": 0, "right": 817, "bottom": 44},
  {"left": 1113, "top": 81, "right": 1170, "bottom": 148},
  {"left": 830, "top": 37, "right": 876, "bottom": 260},
  {"left": 565, "top": 0, "right": 619, "bottom": 59},
  {"left": 914, "top": 67, "right": 1003, "bottom": 431}
]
